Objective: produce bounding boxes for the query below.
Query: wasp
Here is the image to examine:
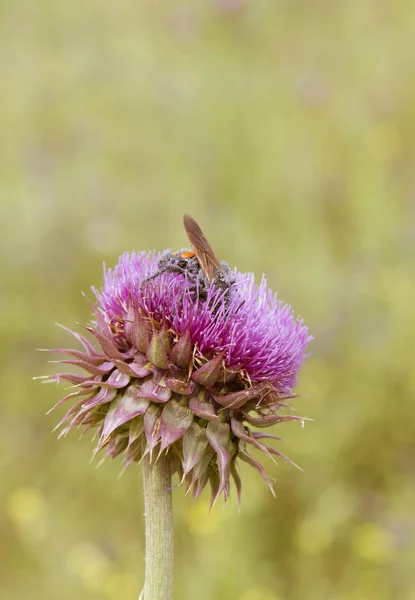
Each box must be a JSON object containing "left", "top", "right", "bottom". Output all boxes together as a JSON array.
[{"left": 142, "top": 214, "right": 234, "bottom": 304}]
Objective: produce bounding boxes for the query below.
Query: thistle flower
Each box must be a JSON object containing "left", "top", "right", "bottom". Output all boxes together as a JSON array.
[{"left": 44, "top": 218, "right": 311, "bottom": 506}]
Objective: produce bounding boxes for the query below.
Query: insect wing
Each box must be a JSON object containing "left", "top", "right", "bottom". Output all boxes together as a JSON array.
[{"left": 183, "top": 214, "right": 222, "bottom": 281}]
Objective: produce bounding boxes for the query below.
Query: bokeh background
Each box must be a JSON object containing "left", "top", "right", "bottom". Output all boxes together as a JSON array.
[{"left": 1, "top": 1, "right": 415, "bottom": 599}]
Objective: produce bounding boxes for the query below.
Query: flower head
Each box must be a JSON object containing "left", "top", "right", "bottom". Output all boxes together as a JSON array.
[{"left": 45, "top": 217, "right": 312, "bottom": 505}]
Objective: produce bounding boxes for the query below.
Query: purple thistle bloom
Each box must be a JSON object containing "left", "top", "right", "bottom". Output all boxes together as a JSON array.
[
  {"left": 44, "top": 222, "right": 312, "bottom": 505},
  {"left": 99, "top": 252, "right": 309, "bottom": 392}
]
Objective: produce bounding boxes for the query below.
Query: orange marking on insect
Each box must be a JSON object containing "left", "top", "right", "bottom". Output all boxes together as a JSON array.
[{"left": 172, "top": 250, "right": 196, "bottom": 258}]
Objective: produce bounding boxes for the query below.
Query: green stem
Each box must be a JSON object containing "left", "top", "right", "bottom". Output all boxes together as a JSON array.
[{"left": 141, "top": 452, "right": 174, "bottom": 600}]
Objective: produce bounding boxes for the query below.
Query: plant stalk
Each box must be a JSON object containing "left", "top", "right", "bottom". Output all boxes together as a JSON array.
[{"left": 141, "top": 452, "right": 173, "bottom": 600}]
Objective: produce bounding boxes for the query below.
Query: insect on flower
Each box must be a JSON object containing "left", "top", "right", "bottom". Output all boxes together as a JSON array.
[
  {"left": 142, "top": 215, "right": 234, "bottom": 304},
  {"left": 40, "top": 213, "right": 312, "bottom": 506}
]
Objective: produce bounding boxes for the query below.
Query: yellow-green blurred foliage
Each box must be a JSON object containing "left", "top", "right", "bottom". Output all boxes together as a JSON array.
[{"left": 1, "top": 1, "right": 415, "bottom": 599}]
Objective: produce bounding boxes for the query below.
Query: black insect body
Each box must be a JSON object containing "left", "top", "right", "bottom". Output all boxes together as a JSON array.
[{"left": 143, "top": 249, "right": 234, "bottom": 304}]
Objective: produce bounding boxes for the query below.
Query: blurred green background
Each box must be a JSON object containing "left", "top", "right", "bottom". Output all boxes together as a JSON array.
[{"left": 1, "top": 1, "right": 415, "bottom": 599}]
